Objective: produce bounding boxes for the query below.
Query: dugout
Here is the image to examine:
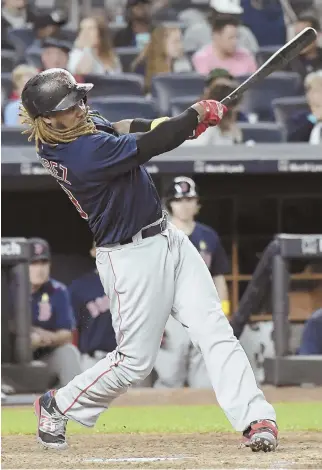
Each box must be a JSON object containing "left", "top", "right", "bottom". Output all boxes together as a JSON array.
[{"left": 2, "top": 143, "right": 322, "bottom": 390}]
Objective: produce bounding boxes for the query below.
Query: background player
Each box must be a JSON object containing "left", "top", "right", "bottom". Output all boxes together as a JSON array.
[
  {"left": 28, "top": 238, "right": 82, "bottom": 387},
  {"left": 21, "top": 68, "right": 277, "bottom": 453},
  {"left": 68, "top": 242, "right": 117, "bottom": 372},
  {"left": 154, "top": 176, "right": 230, "bottom": 388}
]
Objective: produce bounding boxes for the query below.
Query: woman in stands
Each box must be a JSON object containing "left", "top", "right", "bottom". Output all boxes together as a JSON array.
[
  {"left": 67, "top": 15, "right": 122, "bottom": 75},
  {"left": 4, "top": 64, "right": 38, "bottom": 126},
  {"left": 131, "top": 25, "right": 194, "bottom": 93}
]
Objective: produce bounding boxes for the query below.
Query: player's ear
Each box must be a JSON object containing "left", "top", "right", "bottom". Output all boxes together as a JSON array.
[{"left": 42, "top": 116, "right": 52, "bottom": 125}]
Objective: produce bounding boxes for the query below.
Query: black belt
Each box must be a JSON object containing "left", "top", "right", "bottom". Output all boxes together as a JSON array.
[{"left": 120, "top": 216, "right": 167, "bottom": 246}]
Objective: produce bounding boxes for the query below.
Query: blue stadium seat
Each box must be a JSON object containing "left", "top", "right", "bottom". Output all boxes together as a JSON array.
[
  {"left": 84, "top": 73, "right": 144, "bottom": 97},
  {"left": 1, "top": 126, "right": 33, "bottom": 146},
  {"left": 26, "top": 48, "right": 42, "bottom": 69},
  {"left": 170, "top": 95, "right": 199, "bottom": 116},
  {"left": 151, "top": 73, "right": 205, "bottom": 115},
  {"left": 240, "top": 122, "right": 286, "bottom": 143},
  {"left": 89, "top": 97, "right": 157, "bottom": 121},
  {"left": 256, "top": 46, "right": 281, "bottom": 66},
  {"left": 272, "top": 96, "right": 309, "bottom": 128},
  {"left": 1, "top": 73, "right": 13, "bottom": 101},
  {"left": 115, "top": 47, "right": 141, "bottom": 73},
  {"left": 2, "top": 50, "right": 17, "bottom": 72},
  {"left": 7, "top": 28, "right": 35, "bottom": 55},
  {"left": 239, "top": 72, "right": 304, "bottom": 121}
]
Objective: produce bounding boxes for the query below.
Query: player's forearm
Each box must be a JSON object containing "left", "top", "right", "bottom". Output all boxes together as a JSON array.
[
  {"left": 213, "top": 275, "right": 229, "bottom": 302},
  {"left": 135, "top": 109, "right": 199, "bottom": 163},
  {"left": 50, "top": 329, "right": 73, "bottom": 347}
]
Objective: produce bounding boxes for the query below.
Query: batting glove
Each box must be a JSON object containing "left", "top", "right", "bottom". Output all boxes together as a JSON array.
[{"left": 197, "top": 100, "right": 228, "bottom": 126}]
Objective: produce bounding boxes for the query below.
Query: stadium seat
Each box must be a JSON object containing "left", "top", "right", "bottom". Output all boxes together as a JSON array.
[
  {"left": 26, "top": 48, "right": 42, "bottom": 69},
  {"left": 1, "top": 50, "right": 17, "bottom": 72},
  {"left": 239, "top": 72, "right": 304, "bottom": 121},
  {"left": 1, "top": 73, "right": 13, "bottom": 101},
  {"left": 151, "top": 73, "right": 205, "bottom": 115},
  {"left": 170, "top": 95, "right": 199, "bottom": 116},
  {"left": 7, "top": 28, "right": 35, "bottom": 55},
  {"left": 115, "top": 47, "right": 141, "bottom": 73},
  {"left": 83, "top": 73, "right": 144, "bottom": 97},
  {"left": 256, "top": 46, "right": 281, "bottom": 66},
  {"left": 272, "top": 96, "right": 309, "bottom": 128},
  {"left": 1, "top": 127, "right": 34, "bottom": 146},
  {"left": 240, "top": 122, "right": 286, "bottom": 143},
  {"left": 89, "top": 97, "right": 157, "bottom": 121}
]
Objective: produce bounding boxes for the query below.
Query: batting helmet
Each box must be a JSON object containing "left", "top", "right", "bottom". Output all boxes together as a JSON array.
[
  {"left": 164, "top": 176, "right": 198, "bottom": 212},
  {"left": 21, "top": 68, "right": 93, "bottom": 119}
]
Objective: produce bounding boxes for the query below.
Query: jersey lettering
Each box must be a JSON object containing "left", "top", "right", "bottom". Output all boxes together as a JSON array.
[
  {"left": 58, "top": 183, "right": 88, "bottom": 220},
  {"left": 39, "top": 157, "right": 71, "bottom": 184}
]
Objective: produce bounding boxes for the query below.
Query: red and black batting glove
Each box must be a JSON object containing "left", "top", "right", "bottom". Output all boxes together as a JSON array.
[{"left": 189, "top": 100, "right": 228, "bottom": 140}]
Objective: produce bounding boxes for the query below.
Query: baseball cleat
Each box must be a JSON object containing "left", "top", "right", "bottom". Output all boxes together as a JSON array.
[
  {"left": 34, "top": 390, "right": 68, "bottom": 450},
  {"left": 242, "top": 419, "right": 278, "bottom": 452}
]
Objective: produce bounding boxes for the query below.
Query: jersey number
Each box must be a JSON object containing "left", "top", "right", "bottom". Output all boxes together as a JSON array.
[{"left": 58, "top": 183, "right": 88, "bottom": 220}]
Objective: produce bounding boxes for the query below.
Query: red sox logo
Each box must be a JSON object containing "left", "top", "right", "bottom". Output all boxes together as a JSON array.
[{"left": 38, "top": 293, "right": 52, "bottom": 321}]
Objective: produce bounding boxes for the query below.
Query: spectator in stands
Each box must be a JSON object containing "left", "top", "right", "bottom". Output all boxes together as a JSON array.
[
  {"left": 240, "top": 0, "right": 286, "bottom": 47},
  {"left": 151, "top": 0, "right": 178, "bottom": 22},
  {"left": 298, "top": 308, "right": 322, "bottom": 354},
  {"left": 4, "top": 64, "right": 37, "bottom": 126},
  {"left": 68, "top": 243, "right": 117, "bottom": 372},
  {"left": 1, "top": 0, "right": 36, "bottom": 49},
  {"left": 40, "top": 38, "right": 70, "bottom": 71},
  {"left": 287, "top": 70, "right": 322, "bottom": 144},
  {"left": 192, "top": 16, "right": 257, "bottom": 77},
  {"left": 288, "top": 14, "right": 322, "bottom": 79},
  {"left": 131, "top": 25, "right": 193, "bottom": 93},
  {"left": 28, "top": 238, "right": 82, "bottom": 387},
  {"left": 182, "top": 0, "right": 259, "bottom": 55},
  {"left": 186, "top": 69, "right": 243, "bottom": 145},
  {"left": 68, "top": 15, "right": 122, "bottom": 75},
  {"left": 29, "top": 10, "right": 68, "bottom": 49},
  {"left": 114, "top": 0, "right": 152, "bottom": 49}
]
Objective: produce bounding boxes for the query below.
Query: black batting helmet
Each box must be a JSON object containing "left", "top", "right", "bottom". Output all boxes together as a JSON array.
[
  {"left": 164, "top": 176, "right": 198, "bottom": 212},
  {"left": 21, "top": 68, "right": 93, "bottom": 119}
]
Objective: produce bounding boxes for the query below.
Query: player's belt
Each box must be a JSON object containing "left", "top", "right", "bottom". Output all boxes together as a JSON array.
[{"left": 119, "top": 214, "right": 168, "bottom": 246}]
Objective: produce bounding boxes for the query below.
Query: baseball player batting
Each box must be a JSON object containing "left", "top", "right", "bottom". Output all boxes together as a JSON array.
[{"left": 21, "top": 68, "right": 278, "bottom": 452}]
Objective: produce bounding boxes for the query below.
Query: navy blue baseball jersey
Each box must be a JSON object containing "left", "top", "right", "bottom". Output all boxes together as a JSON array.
[
  {"left": 68, "top": 270, "right": 116, "bottom": 355},
  {"left": 32, "top": 278, "right": 75, "bottom": 357},
  {"left": 37, "top": 112, "right": 162, "bottom": 245},
  {"left": 189, "top": 222, "right": 230, "bottom": 276}
]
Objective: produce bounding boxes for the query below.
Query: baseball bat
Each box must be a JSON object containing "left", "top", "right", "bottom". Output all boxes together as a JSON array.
[{"left": 220, "top": 27, "right": 317, "bottom": 107}]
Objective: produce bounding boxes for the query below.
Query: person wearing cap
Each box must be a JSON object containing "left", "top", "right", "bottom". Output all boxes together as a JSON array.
[
  {"left": 114, "top": 0, "right": 152, "bottom": 49},
  {"left": 39, "top": 38, "right": 71, "bottom": 71},
  {"left": 30, "top": 10, "right": 68, "bottom": 49},
  {"left": 29, "top": 238, "right": 82, "bottom": 387},
  {"left": 182, "top": 0, "right": 259, "bottom": 55},
  {"left": 192, "top": 14, "right": 257, "bottom": 77},
  {"left": 154, "top": 176, "right": 230, "bottom": 389}
]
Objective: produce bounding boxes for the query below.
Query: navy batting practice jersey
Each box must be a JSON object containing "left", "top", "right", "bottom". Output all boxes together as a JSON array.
[
  {"left": 189, "top": 222, "right": 230, "bottom": 276},
  {"left": 37, "top": 112, "right": 162, "bottom": 245},
  {"left": 32, "top": 278, "right": 75, "bottom": 358},
  {"left": 68, "top": 270, "right": 116, "bottom": 355}
]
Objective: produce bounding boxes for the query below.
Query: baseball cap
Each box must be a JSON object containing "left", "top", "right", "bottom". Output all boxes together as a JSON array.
[
  {"left": 41, "top": 37, "right": 71, "bottom": 54},
  {"left": 210, "top": 0, "right": 243, "bottom": 15},
  {"left": 29, "top": 238, "right": 51, "bottom": 262},
  {"left": 127, "top": 0, "right": 150, "bottom": 6},
  {"left": 33, "top": 10, "right": 68, "bottom": 30},
  {"left": 206, "top": 68, "right": 234, "bottom": 85}
]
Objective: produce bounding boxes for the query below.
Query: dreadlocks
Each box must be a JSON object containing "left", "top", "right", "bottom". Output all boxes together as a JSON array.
[{"left": 20, "top": 104, "right": 97, "bottom": 151}]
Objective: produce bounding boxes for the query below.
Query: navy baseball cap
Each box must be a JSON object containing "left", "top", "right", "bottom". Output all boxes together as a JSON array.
[{"left": 29, "top": 238, "right": 51, "bottom": 262}]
